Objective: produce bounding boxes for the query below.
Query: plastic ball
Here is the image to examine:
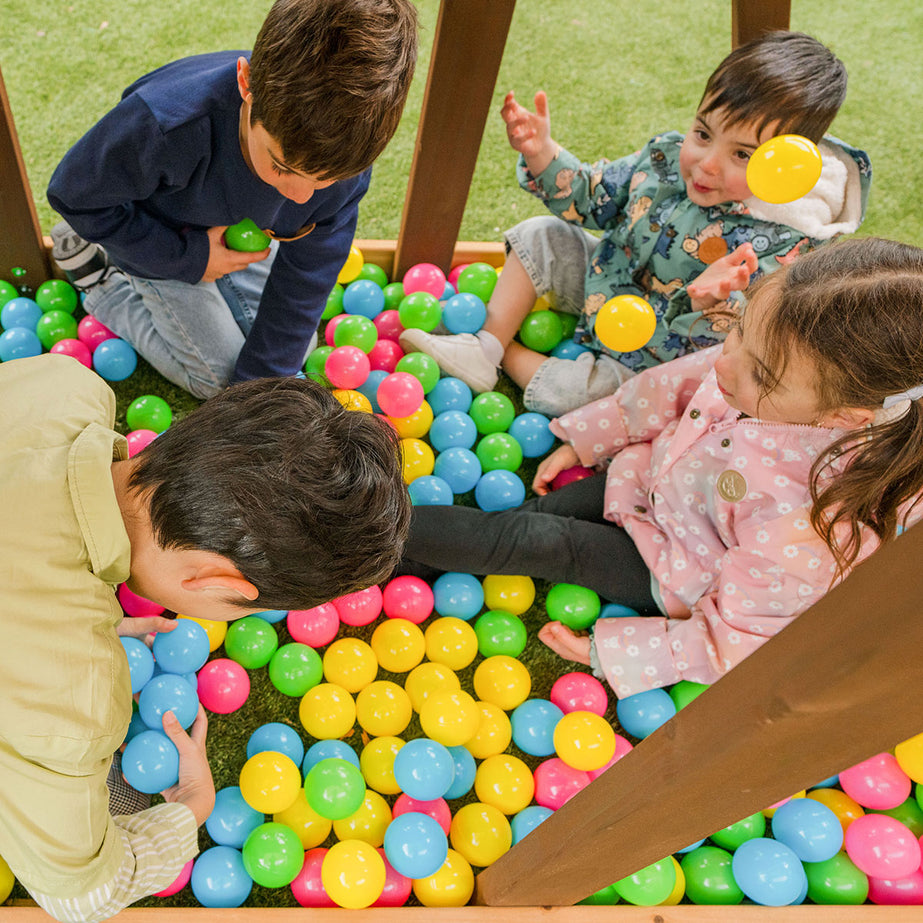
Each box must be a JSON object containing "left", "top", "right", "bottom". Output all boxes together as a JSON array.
[
  {"left": 877, "top": 796, "right": 923, "bottom": 838},
  {"left": 322, "top": 839, "right": 386, "bottom": 909},
  {"left": 117, "top": 582, "right": 164, "bottom": 617},
  {"left": 383, "top": 575, "right": 435, "bottom": 623},
  {"left": 895, "top": 733, "right": 923, "bottom": 783},
  {"left": 0, "top": 279, "right": 16, "bottom": 308},
  {"left": 475, "top": 469, "right": 526, "bottom": 512},
  {"left": 412, "top": 848, "right": 474, "bottom": 907},
  {"left": 224, "top": 615, "right": 279, "bottom": 669},
  {"left": 388, "top": 399, "right": 434, "bottom": 439},
  {"left": 35, "top": 309, "right": 78, "bottom": 349},
  {"left": 303, "top": 739, "right": 361, "bottom": 775},
  {"left": 342, "top": 280, "right": 385, "bottom": 320},
  {"left": 424, "top": 616, "right": 479, "bottom": 671},
  {"left": 433, "top": 446, "right": 482, "bottom": 494},
  {"left": 290, "top": 847, "right": 336, "bottom": 907},
  {"left": 519, "top": 309, "right": 564, "bottom": 352},
  {"left": 449, "top": 802, "right": 511, "bottom": 867},
  {"left": 433, "top": 572, "right": 484, "bottom": 620},
  {"left": 395, "top": 351, "right": 441, "bottom": 394},
  {"left": 402, "top": 262, "right": 447, "bottom": 299},
  {"left": 482, "top": 574, "right": 535, "bottom": 615},
  {"left": 668, "top": 679, "right": 709, "bottom": 710},
  {"left": 1, "top": 295, "right": 42, "bottom": 329},
  {"left": 551, "top": 464, "right": 595, "bottom": 491},
  {"left": 333, "top": 789, "right": 393, "bottom": 846},
  {"left": 322, "top": 637, "right": 378, "bottom": 693},
  {"left": 337, "top": 245, "right": 365, "bottom": 285},
  {"left": 408, "top": 474, "right": 454, "bottom": 506},
  {"left": 732, "top": 837, "right": 808, "bottom": 906},
  {"left": 177, "top": 614, "right": 226, "bottom": 652},
  {"left": 772, "top": 798, "right": 844, "bottom": 863},
  {"left": 35, "top": 279, "right": 78, "bottom": 314},
  {"left": 393, "top": 794, "right": 452, "bottom": 835},
  {"left": 367, "top": 337, "right": 404, "bottom": 372},
  {"left": 614, "top": 857, "right": 677, "bottom": 906},
  {"left": 476, "top": 432, "right": 523, "bottom": 473},
  {"left": 428, "top": 376, "right": 473, "bottom": 414},
  {"left": 269, "top": 642, "right": 324, "bottom": 697},
  {"left": 510, "top": 805, "right": 554, "bottom": 845},
  {"left": 867, "top": 867, "right": 923, "bottom": 905},
  {"left": 442, "top": 292, "right": 487, "bottom": 334},
  {"left": 419, "top": 689, "right": 481, "bottom": 747},
  {"left": 48, "top": 336, "right": 90, "bottom": 366},
  {"left": 0, "top": 327, "right": 42, "bottom": 361},
  {"left": 197, "top": 658, "right": 250, "bottom": 714},
  {"left": 546, "top": 583, "right": 601, "bottom": 630},
  {"left": 594, "top": 294, "right": 657, "bottom": 353},
  {"left": 370, "top": 618, "right": 426, "bottom": 673},
  {"left": 804, "top": 851, "right": 869, "bottom": 904},
  {"left": 357, "top": 369, "right": 389, "bottom": 412},
  {"left": 398, "top": 291, "right": 442, "bottom": 332},
  {"left": 239, "top": 750, "right": 301, "bottom": 814},
  {"left": 325, "top": 345, "right": 370, "bottom": 389},
  {"left": 332, "top": 584, "right": 383, "bottom": 627},
  {"left": 553, "top": 710, "right": 616, "bottom": 772},
  {"left": 746, "top": 134, "right": 823, "bottom": 204},
  {"left": 473, "top": 655, "right": 532, "bottom": 711},
  {"left": 511, "top": 698, "right": 565, "bottom": 757},
  {"left": 121, "top": 730, "right": 180, "bottom": 793},
  {"left": 474, "top": 609, "right": 527, "bottom": 657},
  {"left": 710, "top": 811, "right": 767, "bottom": 851},
  {"left": 404, "top": 662, "right": 461, "bottom": 712},
  {"left": 138, "top": 673, "right": 199, "bottom": 730},
  {"left": 241, "top": 822, "right": 304, "bottom": 889},
  {"left": 225, "top": 218, "right": 270, "bottom": 252},
  {"left": 154, "top": 858, "right": 194, "bottom": 897},
  {"left": 377, "top": 370, "right": 424, "bottom": 417},
  {"left": 322, "top": 284, "right": 345, "bottom": 321},
  {"left": 375, "top": 308, "right": 404, "bottom": 343},
  {"left": 287, "top": 603, "right": 340, "bottom": 648},
  {"left": 246, "top": 723, "right": 305, "bottom": 767},
  {"left": 332, "top": 385, "right": 373, "bottom": 412},
  {"left": 275, "top": 796, "right": 333, "bottom": 851},
  {"left": 393, "top": 738, "right": 456, "bottom": 800},
  {"left": 509, "top": 411, "right": 556, "bottom": 458},
  {"left": 333, "top": 312, "right": 378, "bottom": 351},
  {"left": 807, "top": 787, "right": 866, "bottom": 833},
  {"left": 77, "top": 314, "right": 116, "bottom": 350},
  {"left": 121, "top": 637, "right": 155, "bottom": 694},
  {"left": 680, "top": 845, "right": 744, "bottom": 905},
  {"left": 190, "top": 846, "right": 253, "bottom": 908},
  {"left": 844, "top": 813, "right": 921, "bottom": 879},
  {"left": 475, "top": 754, "right": 534, "bottom": 815},
  {"left": 299, "top": 683, "right": 356, "bottom": 739},
  {"left": 305, "top": 757, "right": 367, "bottom": 820},
  {"left": 469, "top": 391, "right": 516, "bottom": 434},
  {"left": 616, "top": 688, "right": 676, "bottom": 738},
  {"left": 533, "top": 757, "right": 591, "bottom": 810},
  {"left": 126, "top": 394, "right": 172, "bottom": 433},
  {"left": 464, "top": 700, "right": 512, "bottom": 760},
  {"left": 429, "top": 410, "right": 478, "bottom": 452},
  {"left": 359, "top": 736, "right": 405, "bottom": 796},
  {"left": 384, "top": 811, "right": 449, "bottom": 879},
  {"left": 444, "top": 745, "right": 478, "bottom": 800},
  {"left": 357, "top": 263, "right": 389, "bottom": 287},
  {"left": 456, "top": 262, "right": 497, "bottom": 301},
  {"left": 356, "top": 680, "right": 413, "bottom": 737},
  {"left": 840, "top": 752, "right": 912, "bottom": 809},
  {"left": 587, "top": 734, "right": 634, "bottom": 781}
]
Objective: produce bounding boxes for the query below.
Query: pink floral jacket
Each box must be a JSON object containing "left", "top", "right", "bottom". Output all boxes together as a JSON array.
[{"left": 549, "top": 345, "right": 914, "bottom": 698}]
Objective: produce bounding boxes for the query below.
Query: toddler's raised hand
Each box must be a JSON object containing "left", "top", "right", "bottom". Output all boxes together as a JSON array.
[
  {"left": 687, "top": 242, "right": 759, "bottom": 313},
  {"left": 501, "top": 90, "right": 557, "bottom": 176},
  {"left": 533, "top": 443, "right": 580, "bottom": 496},
  {"left": 538, "top": 621, "right": 592, "bottom": 666}
]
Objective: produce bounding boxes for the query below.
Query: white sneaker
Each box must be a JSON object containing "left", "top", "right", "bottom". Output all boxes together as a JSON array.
[{"left": 399, "top": 329, "right": 499, "bottom": 392}]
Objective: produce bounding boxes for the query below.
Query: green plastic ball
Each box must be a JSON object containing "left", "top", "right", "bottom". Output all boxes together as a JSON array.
[
  {"left": 669, "top": 680, "right": 709, "bottom": 710},
  {"left": 398, "top": 291, "right": 442, "bottom": 332},
  {"left": 333, "top": 314, "right": 378, "bottom": 352},
  {"left": 224, "top": 616, "right": 280, "bottom": 669},
  {"left": 225, "top": 218, "right": 271, "bottom": 252},
  {"left": 242, "top": 822, "right": 304, "bottom": 888},
  {"left": 457, "top": 262, "right": 498, "bottom": 302},
  {"left": 680, "top": 846, "right": 744, "bottom": 905},
  {"left": 35, "top": 309, "right": 78, "bottom": 350},
  {"left": 357, "top": 263, "right": 389, "bottom": 287},
  {"left": 269, "top": 643, "right": 324, "bottom": 697},
  {"left": 323, "top": 284, "right": 345, "bottom": 320},
  {"left": 613, "top": 857, "right": 676, "bottom": 906},
  {"left": 35, "top": 279, "right": 78, "bottom": 314},
  {"left": 579, "top": 882, "right": 620, "bottom": 905},
  {"left": 519, "top": 310, "right": 564, "bottom": 353},
  {"left": 0, "top": 280, "right": 17, "bottom": 308},
  {"left": 709, "top": 811, "right": 765, "bottom": 851},
  {"left": 474, "top": 610, "right": 528, "bottom": 658},
  {"left": 468, "top": 391, "right": 516, "bottom": 435},
  {"left": 804, "top": 851, "right": 869, "bottom": 904},
  {"left": 304, "top": 758, "right": 366, "bottom": 820},
  {"left": 125, "top": 394, "right": 173, "bottom": 434},
  {"left": 558, "top": 312, "right": 578, "bottom": 339},
  {"left": 545, "top": 583, "right": 601, "bottom": 631},
  {"left": 305, "top": 345, "right": 334, "bottom": 384},
  {"left": 871, "top": 796, "right": 923, "bottom": 838},
  {"left": 396, "top": 352, "right": 441, "bottom": 394},
  {"left": 382, "top": 282, "right": 405, "bottom": 311},
  {"left": 475, "top": 432, "right": 523, "bottom": 473}
]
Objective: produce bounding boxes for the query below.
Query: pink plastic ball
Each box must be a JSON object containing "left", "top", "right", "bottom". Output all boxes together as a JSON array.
[
  {"left": 551, "top": 465, "right": 595, "bottom": 491},
  {"left": 587, "top": 734, "right": 634, "bottom": 780},
  {"left": 368, "top": 338, "right": 404, "bottom": 373},
  {"left": 77, "top": 314, "right": 117, "bottom": 351},
  {"left": 550, "top": 672, "right": 609, "bottom": 716},
  {"left": 324, "top": 313, "right": 350, "bottom": 347},
  {"left": 840, "top": 753, "right": 912, "bottom": 809},
  {"left": 117, "top": 583, "right": 165, "bottom": 618},
  {"left": 393, "top": 795, "right": 452, "bottom": 835},
  {"left": 373, "top": 848, "right": 413, "bottom": 907},
  {"left": 448, "top": 264, "right": 470, "bottom": 290},
  {"left": 154, "top": 858, "right": 194, "bottom": 897},
  {"left": 844, "top": 813, "right": 921, "bottom": 879},
  {"left": 868, "top": 868, "right": 923, "bottom": 905},
  {"left": 287, "top": 603, "right": 341, "bottom": 648},
  {"left": 291, "top": 848, "right": 336, "bottom": 907},
  {"left": 333, "top": 585, "right": 384, "bottom": 627},
  {"left": 325, "top": 345, "right": 370, "bottom": 390},
  {"left": 382, "top": 575, "right": 434, "bottom": 624},
  {"left": 126, "top": 429, "right": 158, "bottom": 457},
  {"left": 376, "top": 372, "right": 424, "bottom": 419},
  {"left": 533, "top": 757, "right": 591, "bottom": 810},
  {"left": 50, "top": 337, "right": 93, "bottom": 368},
  {"left": 197, "top": 658, "right": 251, "bottom": 714},
  {"left": 374, "top": 310, "right": 404, "bottom": 342},
  {"left": 403, "top": 262, "right": 448, "bottom": 299}
]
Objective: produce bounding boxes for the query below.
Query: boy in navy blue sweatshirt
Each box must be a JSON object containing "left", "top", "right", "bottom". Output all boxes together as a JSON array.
[{"left": 48, "top": 0, "right": 418, "bottom": 398}]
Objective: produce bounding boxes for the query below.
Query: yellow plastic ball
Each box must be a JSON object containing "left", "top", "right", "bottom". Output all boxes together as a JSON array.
[
  {"left": 0, "top": 854, "right": 14, "bottom": 904},
  {"left": 745, "top": 134, "right": 822, "bottom": 205},
  {"left": 370, "top": 618, "right": 426, "bottom": 673},
  {"left": 659, "top": 856, "right": 686, "bottom": 906},
  {"left": 299, "top": 683, "right": 356, "bottom": 740},
  {"left": 238, "top": 750, "right": 301, "bottom": 814},
  {"left": 177, "top": 614, "right": 226, "bottom": 651},
  {"left": 594, "top": 294, "right": 656, "bottom": 353},
  {"left": 400, "top": 437, "right": 435, "bottom": 484},
  {"left": 895, "top": 731, "right": 923, "bottom": 783},
  {"left": 274, "top": 792, "right": 333, "bottom": 849},
  {"left": 531, "top": 294, "right": 554, "bottom": 312},
  {"left": 472, "top": 655, "right": 532, "bottom": 711},
  {"left": 806, "top": 787, "right": 865, "bottom": 833},
  {"left": 449, "top": 802, "right": 512, "bottom": 868},
  {"left": 332, "top": 789, "right": 393, "bottom": 847},
  {"left": 412, "top": 848, "right": 475, "bottom": 907},
  {"left": 464, "top": 701, "right": 512, "bottom": 760},
  {"left": 762, "top": 790, "right": 806, "bottom": 818},
  {"left": 322, "top": 838, "right": 386, "bottom": 909},
  {"left": 419, "top": 689, "right": 482, "bottom": 747},
  {"left": 482, "top": 574, "right": 535, "bottom": 615},
  {"left": 389, "top": 400, "right": 434, "bottom": 439},
  {"left": 355, "top": 680, "right": 413, "bottom": 737},
  {"left": 404, "top": 662, "right": 460, "bottom": 712},
  {"left": 424, "top": 616, "right": 479, "bottom": 671},
  {"left": 332, "top": 388, "right": 373, "bottom": 413},
  {"left": 359, "top": 736, "right": 405, "bottom": 795},
  {"left": 337, "top": 245, "right": 365, "bottom": 285},
  {"left": 323, "top": 637, "right": 379, "bottom": 693},
  {"left": 553, "top": 710, "right": 617, "bottom": 772},
  {"left": 475, "top": 754, "right": 535, "bottom": 815}
]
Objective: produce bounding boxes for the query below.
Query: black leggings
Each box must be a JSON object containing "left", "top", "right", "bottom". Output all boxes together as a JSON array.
[{"left": 400, "top": 473, "right": 659, "bottom": 615}]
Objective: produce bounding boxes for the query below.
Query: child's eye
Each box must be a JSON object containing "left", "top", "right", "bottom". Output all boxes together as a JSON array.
[
  {"left": 271, "top": 162, "right": 294, "bottom": 176},
  {"left": 734, "top": 150, "right": 752, "bottom": 162},
  {"left": 695, "top": 129, "right": 711, "bottom": 142}
]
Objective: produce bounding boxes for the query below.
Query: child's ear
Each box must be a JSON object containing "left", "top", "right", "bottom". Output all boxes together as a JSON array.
[
  {"left": 236, "top": 57, "right": 252, "bottom": 102},
  {"left": 824, "top": 406, "right": 876, "bottom": 429},
  {"left": 182, "top": 567, "right": 259, "bottom": 602}
]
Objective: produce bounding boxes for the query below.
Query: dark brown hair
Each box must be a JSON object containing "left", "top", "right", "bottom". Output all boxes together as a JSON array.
[
  {"left": 130, "top": 376, "right": 411, "bottom": 610},
  {"left": 249, "top": 0, "right": 418, "bottom": 179},
  {"left": 755, "top": 238, "right": 923, "bottom": 579},
  {"left": 699, "top": 31, "right": 847, "bottom": 143}
]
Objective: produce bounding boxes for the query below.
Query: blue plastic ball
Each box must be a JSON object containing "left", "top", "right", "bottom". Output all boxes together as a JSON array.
[
  {"left": 550, "top": 339, "right": 591, "bottom": 360},
  {"left": 511, "top": 698, "right": 564, "bottom": 757},
  {"left": 731, "top": 838, "right": 807, "bottom": 906},
  {"left": 206, "top": 786, "right": 266, "bottom": 849},
  {"left": 138, "top": 673, "right": 199, "bottom": 730},
  {"left": 443, "top": 745, "right": 477, "bottom": 800},
  {"left": 475, "top": 469, "right": 526, "bottom": 511},
  {"left": 191, "top": 845, "right": 253, "bottom": 908},
  {"left": 600, "top": 603, "right": 641, "bottom": 618},
  {"left": 246, "top": 723, "right": 305, "bottom": 767},
  {"left": 1, "top": 296, "right": 42, "bottom": 330},
  {"left": 508, "top": 412, "right": 556, "bottom": 458},
  {"left": 615, "top": 688, "right": 676, "bottom": 739},
  {"left": 441, "top": 292, "right": 487, "bottom": 334},
  {"left": 0, "top": 327, "right": 42, "bottom": 361},
  {"left": 429, "top": 410, "right": 478, "bottom": 452},
  {"left": 92, "top": 337, "right": 137, "bottom": 381},
  {"left": 152, "top": 620, "right": 210, "bottom": 674},
  {"left": 676, "top": 838, "right": 707, "bottom": 853},
  {"left": 511, "top": 805, "right": 554, "bottom": 844},
  {"left": 384, "top": 811, "right": 449, "bottom": 879},
  {"left": 811, "top": 774, "right": 840, "bottom": 788},
  {"left": 253, "top": 608, "right": 288, "bottom": 624},
  {"left": 123, "top": 708, "right": 148, "bottom": 745},
  {"left": 432, "top": 572, "right": 485, "bottom": 620},
  {"left": 121, "top": 637, "right": 155, "bottom": 694},
  {"left": 427, "top": 376, "right": 473, "bottom": 414},
  {"left": 408, "top": 474, "right": 454, "bottom": 506},
  {"left": 433, "top": 446, "right": 481, "bottom": 494},
  {"left": 357, "top": 368, "right": 389, "bottom": 413},
  {"left": 440, "top": 281, "right": 457, "bottom": 300},
  {"left": 770, "top": 799, "right": 843, "bottom": 863},
  {"left": 342, "top": 279, "right": 385, "bottom": 318},
  {"left": 302, "top": 739, "right": 361, "bottom": 776},
  {"left": 121, "top": 729, "right": 180, "bottom": 793},
  {"left": 393, "top": 738, "right": 455, "bottom": 800}
]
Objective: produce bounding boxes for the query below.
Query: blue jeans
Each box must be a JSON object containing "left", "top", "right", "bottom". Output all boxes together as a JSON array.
[{"left": 84, "top": 246, "right": 277, "bottom": 399}]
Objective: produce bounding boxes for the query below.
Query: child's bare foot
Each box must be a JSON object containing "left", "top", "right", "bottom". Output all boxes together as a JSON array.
[{"left": 538, "top": 620, "right": 592, "bottom": 665}]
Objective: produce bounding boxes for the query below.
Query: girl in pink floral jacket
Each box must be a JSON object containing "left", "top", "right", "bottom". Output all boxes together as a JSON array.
[{"left": 401, "top": 238, "right": 923, "bottom": 697}]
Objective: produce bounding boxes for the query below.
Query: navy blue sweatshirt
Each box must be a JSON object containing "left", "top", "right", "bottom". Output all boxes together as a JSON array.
[{"left": 48, "top": 51, "right": 370, "bottom": 382}]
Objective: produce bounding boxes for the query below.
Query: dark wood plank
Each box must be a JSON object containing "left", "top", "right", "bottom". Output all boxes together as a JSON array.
[{"left": 732, "top": 0, "right": 791, "bottom": 47}]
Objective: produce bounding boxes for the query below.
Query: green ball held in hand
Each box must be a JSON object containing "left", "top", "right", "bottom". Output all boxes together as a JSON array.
[
  {"left": 225, "top": 218, "right": 271, "bottom": 252},
  {"left": 304, "top": 757, "right": 366, "bottom": 820},
  {"left": 545, "top": 583, "right": 601, "bottom": 631},
  {"left": 125, "top": 394, "right": 173, "bottom": 434}
]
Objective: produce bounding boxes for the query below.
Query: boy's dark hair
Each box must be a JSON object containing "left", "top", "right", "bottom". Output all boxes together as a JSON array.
[
  {"left": 249, "top": 0, "right": 418, "bottom": 180},
  {"left": 699, "top": 31, "right": 847, "bottom": 143},
  {"left": 129, "top": 377, "right": 411, "bottom": 610}
]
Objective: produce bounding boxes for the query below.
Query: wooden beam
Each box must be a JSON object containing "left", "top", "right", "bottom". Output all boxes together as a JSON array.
[
  {"left": 393, "top": 0, "right": 516, "bottom": 279},
  {"left": 476, "top": 521, "right": 923, "bottom": 906},
  {"left": 732, "top": 0, "right": 791, "bottom": 47},
  {"left": 0, "top": 65, "right": 51, "bottom": 286}
]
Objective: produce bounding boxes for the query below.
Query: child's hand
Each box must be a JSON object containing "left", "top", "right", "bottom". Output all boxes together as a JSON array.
[
  {"left": 532, "top": 444, "right": 580, "bottom": 496},
  {"left": 160, "top": 706, "right": 216, "bottom": 827},
  {"left": 538, "top": 621, "right": 592, "bottom": 666},
  {"left": 117, "top": 615, "right": 176, "bottom": 647},
  {"left": 501, "top": 90, "right": 557, "bottom": 176},
  {"left": 202, "top": 226, "right": 270, "bottom": 282},
  {"left": 687, "top": 243, "right": 758, "bottom": 313}
]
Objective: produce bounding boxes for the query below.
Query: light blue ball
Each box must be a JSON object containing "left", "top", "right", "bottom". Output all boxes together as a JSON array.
[
  {"left": 191, "top": 846, "right": 253, "bottom": 908},
  {"left": 508, "top": 412, "right": 555, "bottom": 458},
  {"left": 247, "top": 722, "right": 305, "bottom": 767},
  {"left": 152, "top": 620, "right": 210, "bottom": 674},
  {"left": 408, "top": 474, "right": 454, "bottom": 506},
  {"left": 1, "top": 296, "right": 42, "bottom": 330},
  {"left": 121, "top": 636, "right": 155, "bottom": 694},
  {"left": 676, "top": 838, "right": 707, "bottom": 853},
  {"left": 206, "top": 786, "right": 265, "bottom": 849},
  {"left": 92, "top": 337, "right": 137, "bottom": 381},
  {"left": 433, "top": 572, "right": 484, "bottom": 620},
  {"left": 427, "top": 376, "right": 473, "bottom": 415},
  {"left": 600, "top": 603, "right": 641, "bottom": 618},
  {"left": 302, "top": 739, "right": 361, "bottom": 776},
  {"left": 123, "top": 708, "right": 148, "bottom": 745},
  {"left": 440, "top": 280, "right": 457, "bottom": 300},
  {"left": 138, "top": 673, "right": 199, "bottom": 730},
  {"left": 0, "top": 327, "right": 42, "bottom": 361},
  {"left": 475, "top": 469, "right": 526, "bottom": 511},
  {"left": 511, "top": 698, "right": 564, "bottom": 757},
  {"left": 357, "top": 368, "right": 388, "bottom": 413},
  {"left": 433, "top": 446, "right": 481, "bottom": 494},
  {"left": 253, "top": 609, "right": 288, "bottom": 624},
  {"left": 731, "top": 838, "right": 807, "bottom": 906},
  {"left": 384, "top": 811, "right": 449, "bottom": 879},
  {"left": 442, "top": 292, "right": 487, "bottom": 334},
  {"left": 342, "top": 279, "right": 385, "bottom": 318},
  {"left": 511, "top": 805, "right": 554, "bottom": 844},
  {"left": 550, "top": 339, "right": 591, "bottom": 360},
  {"left": 121, "top": 729, "right": 180, "bottom": 793},
  {"left": 770, "top": 799, "right": 843, "bottom": 863},
  {"left": 615, "top": 688, "right": 676, "bottom": 739},
  {"left": 393, "top": 738, "right": 455, "bottom": 800},
  {"left": 811, "top": 774, "right": 840, "bottom": 788},
  {"left": 443, "top": 745, "right": 477, "bottom": 799},
  {"left": 429, "top": 410, "right": 478, "bottom": 452}
]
